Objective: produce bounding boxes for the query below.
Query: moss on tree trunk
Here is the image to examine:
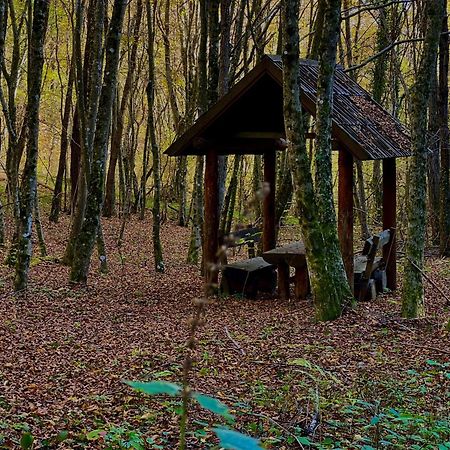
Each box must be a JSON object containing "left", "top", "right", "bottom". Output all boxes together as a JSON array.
[
  {"left": 402, "top": 0, "right": 443, "bottom": 318},
  {"left": 70, "top": 0, "right": 127, "bottom": 283},
  {"left": 282, "top": 0, "right": 352, "bottom": 321},
  {"left": 14, "top": 0, "right": 50, "bottom": 291}
]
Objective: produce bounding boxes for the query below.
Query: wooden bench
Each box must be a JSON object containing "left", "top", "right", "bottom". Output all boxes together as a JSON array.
[
  {"left": 220, "top": 256, "right": 276, "bottom": 299},
  {"left": 223, "top": 227, "right": 262, "bottom": 258},
  {"left": 354, "top": 229, "right": 392, "bottom": 301}
]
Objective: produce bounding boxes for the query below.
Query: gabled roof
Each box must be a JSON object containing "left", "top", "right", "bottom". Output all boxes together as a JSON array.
[{"left": 165, "top": 55, "right": 411, "bottom": 161}]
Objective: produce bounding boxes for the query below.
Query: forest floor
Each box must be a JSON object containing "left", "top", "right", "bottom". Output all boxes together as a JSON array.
[{"left": 0, "top": 214, "right": 449, "bottom": 449}]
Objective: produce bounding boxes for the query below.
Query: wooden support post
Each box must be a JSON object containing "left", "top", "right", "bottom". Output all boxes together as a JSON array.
[
  {"left": 277, "top": 261, "right": 290, "bottom": 300},
  {"left": 204, "top": 149, "right": 220, "bottom": 288},
  {"left": 383, "top": 158, "right": 397, "bottom": 290},
  {"left": 263, "top": 150, "right": 276, "bottom": 252},
  {"left": 338, "top": 148, "right": 354, "bottom": 289},
  {"left": 294, "top": 267, "right": 309, "bottom": 299}
]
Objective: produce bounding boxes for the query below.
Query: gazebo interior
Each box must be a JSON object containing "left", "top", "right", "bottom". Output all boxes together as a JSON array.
[{"left": 165, "top": 55, "right": 411, "bottom": 293}]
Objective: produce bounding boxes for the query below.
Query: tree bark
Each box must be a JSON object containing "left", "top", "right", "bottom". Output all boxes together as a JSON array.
[
  {"left": 439, "top": 0, "right": 450, "bottom": 256},
  {"left": 70, "top": 0, "right": 127, "bottom": 283},
  {"left": 14, "top": 0, "right": 50, "bottom": 291},
  {"left": 50, "top": 55, "right": 75, "bottom": 223},
  {"left": 402, "top": 0, "right": 443, "bottom": 318},
  {"left": 187, "top": 0, "right": 207, "bottom": 265},
  {"left": 282, "top": 0, "right": 352, "bottom": 321},
  {"left": 103, "top": 0, "right": 143, "bottom": 217},
  {"left": 147, "top": 0, "right": 164, "bottom": 272},
  {"left": 314, "top": 0, "right": 354, "bottom": 303}
]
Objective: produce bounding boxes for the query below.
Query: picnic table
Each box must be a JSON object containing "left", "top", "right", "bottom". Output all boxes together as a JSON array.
[{"left": 262, "top": 242, "right": 310, "bottom": 300}]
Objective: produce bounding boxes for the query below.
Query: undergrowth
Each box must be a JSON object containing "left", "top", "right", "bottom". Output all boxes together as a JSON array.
[{"left": 3, "top": 358, "right": 449, "bottom": 449}]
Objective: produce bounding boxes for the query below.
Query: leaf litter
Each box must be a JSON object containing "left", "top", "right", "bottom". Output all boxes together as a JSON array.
[{"left": 0, "top": 215, "right": 449, "bottom": 448}]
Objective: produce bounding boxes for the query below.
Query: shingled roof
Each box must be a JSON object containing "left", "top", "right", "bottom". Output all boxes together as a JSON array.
[{"left": 165, "top": 55, "right": 411, "bottom": 161}]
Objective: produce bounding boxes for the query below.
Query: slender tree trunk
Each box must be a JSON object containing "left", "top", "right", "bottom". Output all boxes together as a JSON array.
[
  {"left": 96, "top": 220, "right": 108, "bottom": 273},
  {"left": 69, "top": 110, "right": 81, "bottom": 212},
  {"left": 187, "top": 0, "right": 207, "bottom": 265},
  {"left": 314, "top": 0, "right": 353, "bottom": 304},
  {"left": 355, "top": 161, "right": 370, "bottom": 239},
  {"left": 252, "top": 155, "right": 262, "bottom": 219},
  {"left": 34, "top": 191, "right": 47, "bottom": 257},
  {"left": 50, "top": 56, "right": 75, "bottom": 223},
  {"left": 0, "top": 0, "right": 6, "bottom": 246},
  {"left": 1, "top": 0, "right": 27, "bottom": 265},
  {"left": 103, "top": 0, "right": 143, "bottom": 217},
  {"left": 70, "top": 0, "right": 127, "bottom": 283},
  {"left": 220, "top": 154, "right": 240, "bottom": 236},
  {"left": 402, "top": 0, "right": 443, "bottom": 318},
  {"left": 275, "top": 151, "right": 293, "bottom": 230},
  {"left": 370, "top": 2, "right": 389, "bottom": 223},
  {"left": 439, "top": 0, "right": 450, "bottom": 256},
  {"left": 224, "top": 155, "right": 241, "bottom": 235},
  {"left": 427, "top": 69, "right": 440, "bottom": 243},
  {"left": 139, "top": 119, "right": 150, "bottom": 219},
  {"left": 147, "top": 0, "right": 164, "bottom": 272},
  {"left": 14, "top": 0, "right": 50, "bottom": 291},
  {"left": 65, "top": 0, "right": 104, "bottom": 265},
  {"left": 187, "top": 155, "right": 204, "bottom": 264}
]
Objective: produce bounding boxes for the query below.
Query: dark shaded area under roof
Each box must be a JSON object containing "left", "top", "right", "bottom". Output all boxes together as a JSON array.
[{"left": 165, "top": 55, "right": 411, "bottom": 161}]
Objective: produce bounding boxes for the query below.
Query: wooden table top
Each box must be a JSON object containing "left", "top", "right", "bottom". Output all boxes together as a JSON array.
[{"left": 262, "top": 241, "right": 307, "bottom": 268}]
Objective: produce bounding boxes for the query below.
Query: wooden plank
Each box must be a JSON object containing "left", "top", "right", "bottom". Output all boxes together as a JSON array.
[
  {"left": 263, "top": 150, "right": 276, "bottom": 251},
  {"left": 223, "top": 256, "right": 272, "bottom": 272},
  {"left": 338, "top": 148, "right": 354, "bottom": 288},
  {"left": 294, "top": 267, "right": 309, "bottom": 299},
  {"left": 354, "top": 256, "right": 382, "bottom": 275},
  {"left": 277, "top": 261, "right": 290, "bottom": 300},
  {"left": 383, "top": 158, "right": 397, "bottom": 290},
  {"left": 262, "top": 241, "right": 307, "bottom": 268},
  {"left": 362, "top": 229, "right": 391, "bottom": 255},
  {"left": 204, "top": 149, "right": 220, "bottom": 288}
]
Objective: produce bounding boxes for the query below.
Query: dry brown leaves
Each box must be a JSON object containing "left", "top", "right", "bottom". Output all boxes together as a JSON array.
[{"left": 0, "top": 214, "right": 449, "bottom": 448}]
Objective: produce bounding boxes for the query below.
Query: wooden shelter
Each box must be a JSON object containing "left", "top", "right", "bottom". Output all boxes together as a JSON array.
[{"left": 165, "top": 55, "right": 411, "bottom": 291}]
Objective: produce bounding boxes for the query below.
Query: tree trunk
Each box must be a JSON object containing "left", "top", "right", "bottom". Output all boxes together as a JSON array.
[
  {"left": 313, "top": 0, "right": 354, "bottom": 306},
  {"left": 96, "top": 220, "right": 108, "bottom": 273},
  {"left": 64, "top": 0, "right": 104, "bottom": 265},
  {"left": 69, "top": 110, "right": 81, "bottom": 212},
  {"left": 70, "top": 0, "right": 127, "bottom": 283},
  {"left": 220, "top": 154, "right": 240, "bottom": 236},
  {"left": 187, "top": 0, "right": 207, "bottom": 265},
  {"left": 103, "top": 0, "right": 142, "bottom": 218},
  {"left": 50, "top": 55, "right": 75, "bottom": 223},
  {"left": 187, "top": 155, "right": 204, "bottom": 264},
  {"left": 14, "top": 0, "right": 50, "bottom": 291},
  {"left": 402, "top": 0, "right": 443, "bottom": 318},
  {"left": 282, "top": 0, "right": 352, "bottom": 321},
  {"left": 355, "top": 160, "right": 370, "bottom": 239},
  {"left": 439, "top": 0, "right": 450, "bottom": 256},
  {"left": 252, "top": 154, "right": 262, "bottom": 220},
  {"left": 34, "top": 191, "right": 47, "bottom": 257},
  {"left": 275, "top": 151, "right": 292, "bottom": 230},
  {"left": 370, "top": 3, "right": 389, "bottom": 224},
  {"left": 427, "top": 69, "right": 440, "bottom": 243},
  {"left": 148, "top": 0, "right": 164, "bottom": 268}
]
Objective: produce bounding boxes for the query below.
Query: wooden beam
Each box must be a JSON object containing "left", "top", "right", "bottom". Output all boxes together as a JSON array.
[
  {"left": 383, "top": 158, "right": 397, "bottom": 290},
  {"left": 193, "top": 136, "right": 288, "bottom": 155},
  {"left": 204, "top": 149, "right": 220, "bottom": 289},
  {"left": 338, "top": 148, "right": 354, "bottom": 289},
  {"left": 234, "top": 131, "right": 284, "bottom": 139},
  {"left": 263, "top": 150, "right": 276, "bottom": 252}
]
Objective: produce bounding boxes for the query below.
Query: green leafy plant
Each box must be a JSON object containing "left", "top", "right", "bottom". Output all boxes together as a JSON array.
[{"left": 124, "top": 380, "right": 262, "bottom": 450}]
